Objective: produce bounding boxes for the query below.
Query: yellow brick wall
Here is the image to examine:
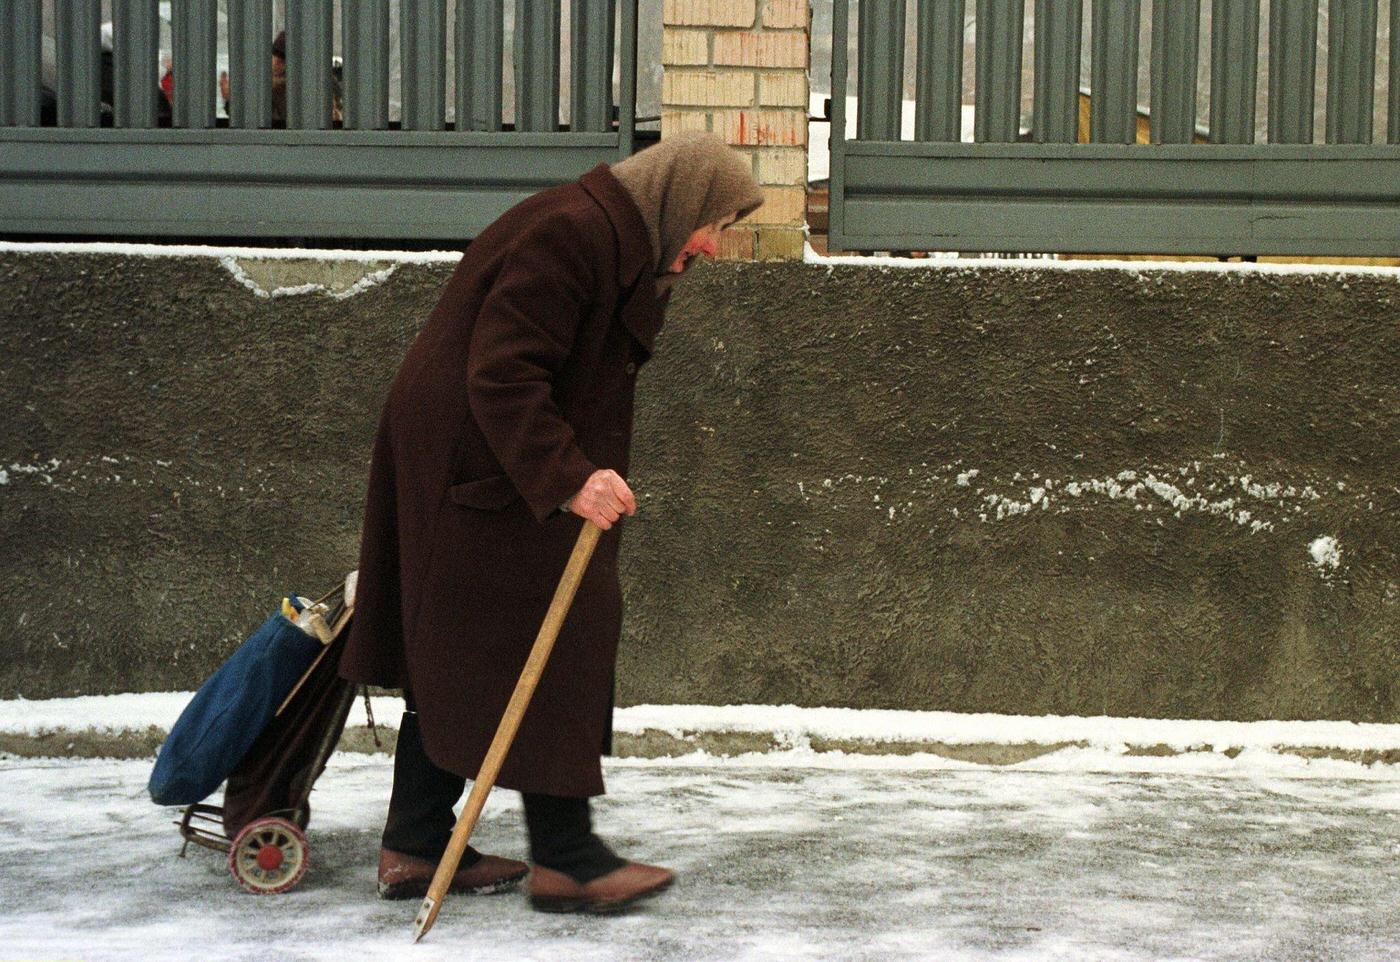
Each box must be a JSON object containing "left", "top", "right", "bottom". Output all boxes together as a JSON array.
[{"left": 661, "top": 0, "right": 809, "bottom": 262}]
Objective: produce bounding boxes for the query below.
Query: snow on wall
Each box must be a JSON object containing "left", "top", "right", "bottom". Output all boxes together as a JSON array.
[
  {"left": 804, "top": 240, "right": 1400, "bottom": 280},
  {"left": 217, "top": 256, "right": 401, "bottom": 300},
  {"left": 789, "top": 458, "right": 1371, "bottom": 566},
  {"left": 0, "top": 239, "right": 461, "bottom": 264},
  {"left": 0, "top": 454, "right": 278, "bottom": 499}
]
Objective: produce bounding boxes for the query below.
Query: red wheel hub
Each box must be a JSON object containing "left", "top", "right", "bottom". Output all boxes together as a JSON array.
[{"left": 256, "top": 845, "right": 285, "bottom": 871}]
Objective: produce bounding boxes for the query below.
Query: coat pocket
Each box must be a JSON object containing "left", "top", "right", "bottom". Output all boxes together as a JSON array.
[{"left": 447, "top": 473, "right": 520, "bottom": 510}]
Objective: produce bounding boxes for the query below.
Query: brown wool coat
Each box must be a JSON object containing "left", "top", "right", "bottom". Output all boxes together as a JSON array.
[{"left": 339, "top": 163, "right": 682, "bottom": 797}]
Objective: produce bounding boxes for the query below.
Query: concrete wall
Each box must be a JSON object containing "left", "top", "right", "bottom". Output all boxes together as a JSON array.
[{"left": 2, "top": 249, "right": 1397, "bottom": 722}]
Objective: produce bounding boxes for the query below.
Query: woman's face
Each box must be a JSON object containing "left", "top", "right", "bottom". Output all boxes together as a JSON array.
[{"left": 668, "top": 211, "right": 740, "bottom": 273}]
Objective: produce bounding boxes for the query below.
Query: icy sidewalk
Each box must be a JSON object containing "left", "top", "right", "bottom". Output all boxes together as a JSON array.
[{"left": 1, "top": 754, "right": 1398, "bottom": 962}]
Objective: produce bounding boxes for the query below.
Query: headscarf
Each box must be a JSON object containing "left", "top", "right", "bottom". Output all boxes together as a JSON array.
[{"left": 608, "top": 131, "right": 765, "bottom": 297}]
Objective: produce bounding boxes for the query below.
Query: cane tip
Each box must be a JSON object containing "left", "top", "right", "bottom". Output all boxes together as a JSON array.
[{"left": 412, "top": 895, "right": 438, "bottom": 943}]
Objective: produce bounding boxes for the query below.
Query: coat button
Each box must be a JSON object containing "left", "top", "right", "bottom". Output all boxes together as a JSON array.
[{"left": 625, "top": 362, "right": 637, "bottom": 375}]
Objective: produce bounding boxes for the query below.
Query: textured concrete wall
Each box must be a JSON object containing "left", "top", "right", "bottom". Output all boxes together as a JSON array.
[{"left": 2, "top": 250, "right": 1397, "bottom": 722}]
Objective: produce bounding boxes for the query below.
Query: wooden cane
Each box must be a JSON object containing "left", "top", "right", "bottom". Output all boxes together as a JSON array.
[{"left": 413, "top": 519, "right": 603, "bottom": 942}]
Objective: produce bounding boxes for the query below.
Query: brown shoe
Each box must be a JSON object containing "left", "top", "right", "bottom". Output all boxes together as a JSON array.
[
  {"left": 528, "top": 862, "right": 675, "bottom": 914},
  {"left": 377, "top": 847, "right": 528, "bottom": 900}
]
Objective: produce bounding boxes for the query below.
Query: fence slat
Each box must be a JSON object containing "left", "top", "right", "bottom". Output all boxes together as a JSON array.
[
  {"left": 1267, "top": 0, "right": 1318, "bottom": 143},
  {"left": 858, "top": 0, "right": 905, "bottom": 140},
  {"left": 55, "top": 0, "right": 102, "bottom": 128},
  {"left": 571, "top": 0, "right": 615, "bottom": 133},
  {"left": 515, "top": 0, "right": 561, "bottom": 132},
  {"left": 172, "top": 0, "right": 218, "bottom": 129},
  {"left": 830, "top": 0, "right": 851, "bottom": 245},
  {"left": 914, "top": 0, "right": 964, "bottom": 142},
  {"left": 0, "top": 4, "right": 43, "bottom": 126},
  {"left": 1325, "top": 0, "right": 1378, "bottom": 144},
  {"left": 228, "top": 0, "right": 273, "bottom": 129},
  {"left": 1089, "top": 0, "right": 1140, "bottom": 143},
  {"left": 112, "top": 0, "right": 160, "bottom": 128},
  {"left": 1032, "top": 0, "right": 1081, "bottom": 143},
  {"left": 457, "top": 0, "right": 505, "bottom": 131},
  {"left": 1391, "top": 0, "right": 1400, "bottom": 144},
  {"left": 974, "top": 0, "right": 1024, "bottom": 142},
  {"left": 1150, "top": 0, "right": 1199, "bottom": 143},
  {"left": 1209, "top": 0, "right": 1260, "bottom": 143},
  {"left": 286, "top": 0, "right": 335, "bottom": 130},
  {"left": 617, "top": 0, "right": 636, "bottom": 153},
  {"left": 343, "top": 0, "right": 390, "bottom": 130},
  {"left": 402, "top": 0, "right": 447, "bottom": 130}
]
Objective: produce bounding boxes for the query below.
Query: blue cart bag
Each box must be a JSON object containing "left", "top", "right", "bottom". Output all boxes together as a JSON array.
[{"left": 148, "top": 602, "right": 323, "bottom": 806}]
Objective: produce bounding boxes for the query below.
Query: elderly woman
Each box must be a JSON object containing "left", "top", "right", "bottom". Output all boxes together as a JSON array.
[{"left": 339, "top": 131, "right": 764, "bottom": 913}]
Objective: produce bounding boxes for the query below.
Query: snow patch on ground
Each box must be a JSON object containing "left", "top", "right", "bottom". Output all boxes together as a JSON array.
[{"left": 4, "top": 694, "right": 1399, "bottom": 763}]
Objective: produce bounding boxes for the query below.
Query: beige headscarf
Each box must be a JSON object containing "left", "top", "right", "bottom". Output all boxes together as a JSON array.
[{"left": 608, "top": 131, "right": 765, "bottom": 296}]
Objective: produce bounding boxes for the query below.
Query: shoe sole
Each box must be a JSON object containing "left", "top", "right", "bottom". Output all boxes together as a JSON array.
[
  {"left": 529, "top": 877, "right": 674, "bottom": 915},
  {"left": 378, "top": 872, "right": 527, "bottom": 901}
]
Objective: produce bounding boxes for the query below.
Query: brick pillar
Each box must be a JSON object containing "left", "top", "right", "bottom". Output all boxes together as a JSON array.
[{"left": 661, "top": 0, "right": 810, "bottom": 261}]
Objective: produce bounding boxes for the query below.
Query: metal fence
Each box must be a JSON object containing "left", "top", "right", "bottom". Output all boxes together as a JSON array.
[
  {"left": 0, "top": 0, "right": 640, "bottom": 241},
  {"left": 829, "top": 0, "right": 1400, "bottom": 256}
]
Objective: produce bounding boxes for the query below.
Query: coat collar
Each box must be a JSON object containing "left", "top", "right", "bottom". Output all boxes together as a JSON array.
[
  {"left": 579, "top": 162, "right": 654, "bottom": 289},
  {"left": 579, "top": 162, "right": 666, "bottom": 356}
]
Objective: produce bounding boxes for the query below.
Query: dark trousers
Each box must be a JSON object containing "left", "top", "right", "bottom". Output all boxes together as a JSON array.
[{"left": 382, "top": 696, "right": 625, "bottom": 884}]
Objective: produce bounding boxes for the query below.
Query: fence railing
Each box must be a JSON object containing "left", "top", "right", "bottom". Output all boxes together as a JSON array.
[
  {"left": 0, "top": 0, "right": 640, "bottom": 241},
  {"left": 830, "top": 0, "right": 1400, "bottom": 256}
]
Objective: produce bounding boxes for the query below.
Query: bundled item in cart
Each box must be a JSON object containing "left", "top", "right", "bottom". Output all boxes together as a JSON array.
[{"left": 149, "top": 573, "right": 374, "bottom": 894}]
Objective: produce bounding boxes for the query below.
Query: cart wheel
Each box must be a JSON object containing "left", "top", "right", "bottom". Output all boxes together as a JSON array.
[{"left": 228, "top": 817, "right": 309, "bottom": 894}]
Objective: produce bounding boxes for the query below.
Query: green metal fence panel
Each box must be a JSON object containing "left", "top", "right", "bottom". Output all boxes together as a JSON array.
[
  {"left": 836, "top": 141, "right": 1400, "bottom": 254},
  {"left": 1, "top": 1, "right": 641, "bottom": 239},
  {"left": 1326, "top": 0, "right": 1379, "bottom": 144},
  {"left": 516, "top": 0, "right": 562, "bottom": 131},
  {"left": 55, "top": 0, "right": 102, "bottom": 128},
  {"left": 858, "top": 0, "right": 905, "bottom": 140},
  {"left": 1032, "top": 0, "right": 1081, "bottom": 144},
  {"left": 343, "top": 0, "right": 391, "bottom": 130},
  {"left": 172, "top": 0, "right": 218, "bottom": 129},
  {"left": 1090, "top": 1, "right": 1140, "bottom": 144},
  {"left": 914, "top": 0, "right": 964, "bottom": 142},
  {"left": 828, "top": 0, "right": 1400, "bottom": 256},
  {"left": 1267, "top": 0, "right": 1318, "bottom": 143},
  {"left": 0, "top": 3, "right": 43, "bottom": 127},
  {"left": 286, "top": 0, "right": 335, "bottom": 130},
  {"left": 228, "top": 0, "right": 274, "bottom": 129},
  {"left": 572, "top": 0, "right": 616, "bottom": 132},
  {"left": 1149, "top": 0, "right": 1199, "bottom": 144},
  {"left": 112, "top": 0, "right": 160, "bottom": 129},
  {"left": 402, "top": 0, "right": 448, "bottom": 130},
  {"left": 973, "top": 0, "right": 1023, "bottom": 142},
  {"left": 457, "top": 0, "right": 506, "bottom": 131},
  {"left": 1209, "top": 0, "right": 1260, "bottom": 143}
]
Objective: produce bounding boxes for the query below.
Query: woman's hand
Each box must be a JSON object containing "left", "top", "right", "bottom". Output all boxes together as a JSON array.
[{"left": 565, "top": 470, "right": 636, "bottom": 530}]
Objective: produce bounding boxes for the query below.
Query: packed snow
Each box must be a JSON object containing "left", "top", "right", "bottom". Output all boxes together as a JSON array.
[
  {"left": 5, "top": 695, "right": 1400, "bottom": 776},
  {"left": 0, "top": 753, "right": 1397, "bottom": 961}
]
